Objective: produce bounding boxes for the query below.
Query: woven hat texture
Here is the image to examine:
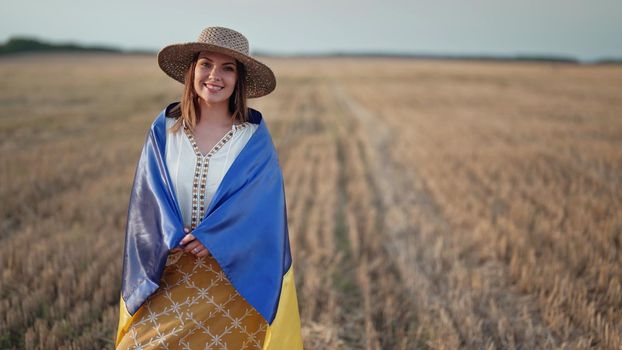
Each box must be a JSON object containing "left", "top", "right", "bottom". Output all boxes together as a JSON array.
[{"left": 158, "top": 26, "right": 276, "bottom": 98}]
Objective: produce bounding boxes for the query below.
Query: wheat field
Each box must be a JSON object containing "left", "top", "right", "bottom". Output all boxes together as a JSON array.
[{"left": 0, "top": 53, "right": 621, "bottom": 349}]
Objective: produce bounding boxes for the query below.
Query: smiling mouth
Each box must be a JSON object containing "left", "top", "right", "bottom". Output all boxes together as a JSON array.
[{"left": 204, "top": 83, "right": 224, "bottom": 91}]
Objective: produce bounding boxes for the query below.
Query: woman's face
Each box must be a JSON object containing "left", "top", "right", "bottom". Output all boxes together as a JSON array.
[{"left": 193, "top": 51, "right": 238, "bottom": 106}]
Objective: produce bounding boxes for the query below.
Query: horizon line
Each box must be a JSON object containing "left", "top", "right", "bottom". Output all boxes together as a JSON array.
[{"left": 2, "top": 35, "right": 621, "bottom": 65}]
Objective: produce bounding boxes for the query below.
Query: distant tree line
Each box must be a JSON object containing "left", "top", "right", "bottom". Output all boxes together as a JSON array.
[
  {"left": 1, "top": 36, "right": 620, "bottom": 64},
  {"left": 0, "top": 36, "right": 149, "bottom": 55}
]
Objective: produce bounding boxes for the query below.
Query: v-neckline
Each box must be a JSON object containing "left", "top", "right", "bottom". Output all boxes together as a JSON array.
[{"left": 182, "top": 121, "right": 247, "bottom": 158}]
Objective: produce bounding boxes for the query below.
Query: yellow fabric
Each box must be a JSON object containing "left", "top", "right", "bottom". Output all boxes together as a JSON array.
[
  {"left": 263, "top": 266, "right": 304, "bottom": 350},
  {"left": 115, "top": 294, "right": 134, "bottom": 348},
  {"left": 115, "top": 252, "right": 267, "bottom": 349}
]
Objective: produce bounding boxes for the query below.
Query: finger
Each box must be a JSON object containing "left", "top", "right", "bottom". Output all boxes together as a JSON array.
[
  {"left": 180, "top": 233, "right": 196, "bottom": 246},
  {"left": 178, "top": 227, "right": 191, "bottom": 246},
  {"left": 196, "top": 249, "right": 211, "bottom": 258},
  {"left": 193, "top": 247, "right": 205, "bottom": 256},
  {"left": 183, "top": 240, "right": 201, "bottom": 253},
  {"left": 183, "top": 240, "right": 200, "bottom": 253},
  {"left": 170, "top": 247, "right": 181, "bottom": 253}
]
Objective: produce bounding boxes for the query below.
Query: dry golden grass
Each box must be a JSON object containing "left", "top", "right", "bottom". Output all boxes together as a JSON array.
[{"left": 0, "top": 53, "right": 620, "bottom": 349}]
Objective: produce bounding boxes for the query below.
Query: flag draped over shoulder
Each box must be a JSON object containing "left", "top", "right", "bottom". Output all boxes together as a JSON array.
[{"left": 115, "top": 102, "right": 303, "bottom": 349}]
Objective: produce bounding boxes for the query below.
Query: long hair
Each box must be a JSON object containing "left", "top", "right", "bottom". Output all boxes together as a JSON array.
[{"left": 168, "top": 51, "right": 249, "bottom": 133}]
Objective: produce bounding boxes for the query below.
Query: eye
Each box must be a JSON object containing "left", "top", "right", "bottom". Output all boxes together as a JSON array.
[{"left": 225, "top": 67, "right": 235, "bottom": 71}]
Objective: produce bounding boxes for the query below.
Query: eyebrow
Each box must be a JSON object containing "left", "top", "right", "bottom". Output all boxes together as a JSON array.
[{"left": 201, "top": 57, "right": 236, "bottom": 66}]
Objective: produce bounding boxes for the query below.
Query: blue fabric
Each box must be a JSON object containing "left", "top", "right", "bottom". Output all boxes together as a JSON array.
[{"left": 120, "top": 102, "right": 292, "bottom": 324}]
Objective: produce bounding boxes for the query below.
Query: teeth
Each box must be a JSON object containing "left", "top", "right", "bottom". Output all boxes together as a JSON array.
[{"left": 206, "top": 84, "right": 223, "bottom": 91}]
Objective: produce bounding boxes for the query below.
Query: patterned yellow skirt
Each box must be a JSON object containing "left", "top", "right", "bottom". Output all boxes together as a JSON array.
[{"left": 115, "top": 251, "right": 267, "bottom": 349}]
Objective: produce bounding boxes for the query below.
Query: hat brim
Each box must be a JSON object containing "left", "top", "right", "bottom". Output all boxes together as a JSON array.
[{"left": 157, "top": 42, "right": 276, "bottom": 98}]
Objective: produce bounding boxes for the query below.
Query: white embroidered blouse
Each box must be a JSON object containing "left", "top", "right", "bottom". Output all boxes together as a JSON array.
[{"left": 165, "top": 116, "right": 259, "bottom": 229}]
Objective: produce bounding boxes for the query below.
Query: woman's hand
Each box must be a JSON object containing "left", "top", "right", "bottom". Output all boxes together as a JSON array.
[{"left": 171, "top": 226, "right": 211, "bottom": 258}]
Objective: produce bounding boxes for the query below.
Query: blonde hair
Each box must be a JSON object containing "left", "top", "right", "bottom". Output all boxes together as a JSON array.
[{"left": 169, "top": 51, "right": 249, "bottom": 133}]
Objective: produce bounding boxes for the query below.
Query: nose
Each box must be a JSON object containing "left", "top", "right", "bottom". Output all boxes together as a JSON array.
[{"left": 208, "top": 66, "right": 222, "bottom": 81}]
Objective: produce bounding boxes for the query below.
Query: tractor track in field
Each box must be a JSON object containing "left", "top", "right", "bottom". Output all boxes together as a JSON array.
[{"left": 330, "top": 81, "right": 555, "bottom": 349}]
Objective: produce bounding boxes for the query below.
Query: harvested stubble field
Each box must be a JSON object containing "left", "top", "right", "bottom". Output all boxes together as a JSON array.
[{"left": 0, "top": 53, "right": 621, "bottom": 350}]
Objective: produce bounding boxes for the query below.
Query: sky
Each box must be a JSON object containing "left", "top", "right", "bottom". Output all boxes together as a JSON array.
[{"left": 1, "top": 0, "right": 621, "bottom": 62}]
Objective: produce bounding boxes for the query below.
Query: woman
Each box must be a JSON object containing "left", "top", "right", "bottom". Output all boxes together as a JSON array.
[{"left": 115, "top": 27, "right": 303, "bottom": 349}]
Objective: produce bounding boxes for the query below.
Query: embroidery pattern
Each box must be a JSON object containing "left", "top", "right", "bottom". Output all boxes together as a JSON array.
[
  {"left": 116, "top": 119, "right": 267, "bottom": 349},
  {"left": 166, "top": 120, "right": 248, "bottom": 267},
  {"left": 183, "top": 122, "right": 249, "bottom": 229},
  {"left": 121, "top": 253, "right": 267, "bottom": 349}
]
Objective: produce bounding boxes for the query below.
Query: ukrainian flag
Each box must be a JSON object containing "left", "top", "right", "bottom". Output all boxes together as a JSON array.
[{"left": 115, "top": 102, "right": 303, "bottom": 349}]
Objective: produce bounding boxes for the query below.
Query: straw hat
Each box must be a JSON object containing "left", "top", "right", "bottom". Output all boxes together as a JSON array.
[{"left": 158, "top": 26, "right": 276, "bottom": 98}]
